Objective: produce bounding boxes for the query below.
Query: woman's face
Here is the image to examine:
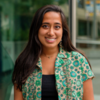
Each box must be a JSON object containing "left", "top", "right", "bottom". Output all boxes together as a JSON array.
[{"left": 38, "top": 11, "right": 63, "bottom": 49}]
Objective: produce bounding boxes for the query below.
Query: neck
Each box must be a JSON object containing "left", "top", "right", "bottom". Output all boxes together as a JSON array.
[{"left": 41, "top": 46, "right": 59, "bottom": 56}]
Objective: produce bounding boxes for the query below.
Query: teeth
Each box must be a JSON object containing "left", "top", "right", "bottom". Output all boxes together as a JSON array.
[{"left": 46, "top": 38, "right": 55, "bottom": 41}]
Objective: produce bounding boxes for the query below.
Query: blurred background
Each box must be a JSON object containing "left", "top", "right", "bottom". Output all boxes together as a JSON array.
[{"left": 0, "top": 0, "right": 100, "bottom": 100}]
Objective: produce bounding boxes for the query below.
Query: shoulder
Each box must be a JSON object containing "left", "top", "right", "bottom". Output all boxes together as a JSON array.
[
  {"left": 59, "top": 47, "right": 85, "bottom": 60},
  {"left": 64, "top": 50, "right": 88, "bottom": 66},
  {"left": 71, "top": 51, "right": 83, "bottom": 57},
  {"left": 64, "top": 50, "right": 85, "bottom": 60}
]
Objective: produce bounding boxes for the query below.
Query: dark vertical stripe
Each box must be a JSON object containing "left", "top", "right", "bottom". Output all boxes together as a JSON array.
[
  {"left": 69, "top": 0, "right": 72, "bottom": 41},
  {"left": 0, "top": 6, "right": 2, "bottom": 73}
]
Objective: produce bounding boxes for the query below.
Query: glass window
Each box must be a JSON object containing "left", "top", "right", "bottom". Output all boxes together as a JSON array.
[
  {"left": 77, "top": 0, "right": 84, "bottom": 8},
  {"left": 77, "top": 0, "right": 100, "bottom": 99},
  {"left": 78, "top": 20, "right": 92, "bottom": 37},
  {"left": 98, "top": 22, "right": 100, "bottom": 37},
  {"left": 0, "top": 1, "right": 69, "bottom": 100},
  {"left": 78, "top": 20, "right": 87, "bottom": 36}
]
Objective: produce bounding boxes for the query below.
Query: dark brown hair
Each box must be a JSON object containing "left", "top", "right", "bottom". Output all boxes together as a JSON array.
[{"left": 12, "top": 5, "right": 91, "bottom": 91}]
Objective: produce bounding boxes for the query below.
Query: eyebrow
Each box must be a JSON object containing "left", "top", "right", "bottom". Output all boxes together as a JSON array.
[{"left": 42, "top": 22, "right": 61, "bottom": 25}]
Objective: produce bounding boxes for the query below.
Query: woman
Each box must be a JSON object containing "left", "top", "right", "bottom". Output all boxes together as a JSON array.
[{"left": 12, "top": 5, "right": 94, "bottom": 100}]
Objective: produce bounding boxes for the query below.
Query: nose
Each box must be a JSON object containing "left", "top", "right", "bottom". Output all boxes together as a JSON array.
[{"left": 48, "top": 27, "right": 54, "bottom": 36}]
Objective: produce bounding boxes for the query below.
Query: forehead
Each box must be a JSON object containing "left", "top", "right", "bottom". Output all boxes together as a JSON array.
[{"left": 42, "top": 11, "right": 62, "bottom": 23}]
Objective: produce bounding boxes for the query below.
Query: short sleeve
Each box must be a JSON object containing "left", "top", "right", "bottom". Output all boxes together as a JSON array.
[{"left": 80, "top": 55, "right": 94, "bottom": 82}]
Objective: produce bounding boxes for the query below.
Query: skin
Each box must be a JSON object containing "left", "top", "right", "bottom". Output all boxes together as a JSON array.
[
  {"left": 83, "top": 79, "right": 94, "bottom": 100},
  {"left": 38, "top": 12, "right": 63, "bottom": 50},
  {"left": 14, "top": 11, "right": 94, "bottom": 100},
  {"left": 38, "top": 11, "right": 63, "bottom": 75},
  {"left": 14, "top": 84, "right": 23, "bottom": 100}
]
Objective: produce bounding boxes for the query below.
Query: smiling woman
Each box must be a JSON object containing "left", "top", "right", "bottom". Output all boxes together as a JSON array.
[
  {"left": 12, "top": 5, "right": 94, "bottom": 100},
  {"left": 38, "top": 11, "right": 63, "bottom": 49}
]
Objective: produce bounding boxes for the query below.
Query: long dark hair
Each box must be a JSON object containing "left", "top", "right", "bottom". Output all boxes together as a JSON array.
[{"left": 12, "top": 5, "right": 91, "bottom": 91}]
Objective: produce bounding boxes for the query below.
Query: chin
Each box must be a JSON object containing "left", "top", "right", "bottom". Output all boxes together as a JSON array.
[{"left": 44, "top": 44, "right": 58, "bottom": 49}]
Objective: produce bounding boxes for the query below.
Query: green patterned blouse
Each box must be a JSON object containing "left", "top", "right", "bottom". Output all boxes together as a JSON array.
[{"left": 22, "top": 47, "right": 94, "bottom": 100}]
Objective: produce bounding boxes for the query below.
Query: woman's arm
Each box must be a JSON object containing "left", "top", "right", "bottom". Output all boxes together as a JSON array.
[
  {"left": 14, "top": 83, "right": 24, "bottom": 100},
  {"left": 83, "top": 78, "right": 94, "bottom": 100}
]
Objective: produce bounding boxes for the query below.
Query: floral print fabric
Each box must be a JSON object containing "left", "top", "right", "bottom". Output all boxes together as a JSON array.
[{"left": 22, "top": 47, "right": 94, "bottom": 100}]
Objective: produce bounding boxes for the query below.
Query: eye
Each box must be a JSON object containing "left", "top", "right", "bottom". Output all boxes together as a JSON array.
[
  {"left": 55, "top": 26, "right": 61, "bottom": 29},
  {"left": 42, "top": 25, "right": 49, "bottom": 29}
]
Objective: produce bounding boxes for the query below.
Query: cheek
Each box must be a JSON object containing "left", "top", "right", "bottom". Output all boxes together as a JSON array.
[
  {"left": 38, "top": 29, "right": 46, "bottom": 42},
  {"left": 57, "top": 30, "right": 63, "bottom": 39},
  {"left": 38, "top": 28, "right": 47, "bottom": 36}
]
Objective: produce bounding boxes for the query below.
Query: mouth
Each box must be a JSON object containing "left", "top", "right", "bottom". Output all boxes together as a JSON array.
[{"left": 45, "top": 37, "right": 56, "bottom": 43}]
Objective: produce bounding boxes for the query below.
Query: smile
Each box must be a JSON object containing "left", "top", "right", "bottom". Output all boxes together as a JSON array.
[{"left": 45, "top": 38, "right": 56, "bottom": 43}]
